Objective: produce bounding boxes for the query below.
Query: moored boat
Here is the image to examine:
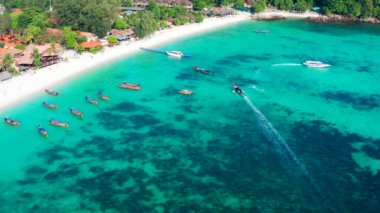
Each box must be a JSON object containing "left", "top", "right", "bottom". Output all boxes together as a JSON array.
[
  {"left": 97, "top": 92, "right": 110, "bottom": 101},
  {"left": 119, "top": 82, "right": 141, "bottom": 90},
  {"left": 70, "top": 108, "right": 84, "bottom": 118},
  {"left": 303, "top": 60, "right": 331, "bottom": 68},
  {"left": 37, "top": 126, "right": 48, "bottom": 137},
  {"left": 45, "top": 89, "right": 59, "bottom": 96},
  {"left": 49, "top": 119, "right": 69, "bottom": 128},
  {"left": 166, "top": 51, "right": 184, "bottom": 58},
  {"left": 4, "top": 117, "right": 20, "bottom": 126},
  {"left": 43, "top": 101, "right": 58, "bottom": 109},
  {"left": 85, "top": 96, "right": 98, "bottom": 105},
  {"left": 178, "top": 89, "right": 193, "bottom": 95},
  {"left": 254, "top": 30, "right": 270, "bottom": 34},
  {"left": 194, "top": 67, "right": 212, "bottom": 75}
]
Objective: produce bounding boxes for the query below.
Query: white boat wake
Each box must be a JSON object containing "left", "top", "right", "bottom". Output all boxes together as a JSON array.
[
  {"left": 248, "top": 84, "right": 265, "bottom": 92},
  {"left": 272, "top": 63, "right": 302, "bottom": 66}
]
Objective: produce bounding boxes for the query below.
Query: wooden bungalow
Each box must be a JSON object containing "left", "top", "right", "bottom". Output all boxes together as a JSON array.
[
  {"left": 16, "top": 43, "right": 62, "bottom": 71},
  {"left": 110, "top": 29, "right": 135, "bottom": 41},
  {"left": 80, "top": 41, "right": 102, "bottom": 50},
  {"left": 156, "top": 0, "right": 193, "bottom": 10},
  {"left": 45, "top": 28, "right": 64, "bottom": 43},
  {"left": 0, "top": 48, "right": 23, "bottom": 71},
  {"left": 45, "top": 28, "right": 63, "bottom": 37},
  {"left": 206, "top": 6, "right": 235, "bottom": 17},
  {"left": 0, "top": 48, "right": 23, "bottom": 59},
  {"left": 78, "top": 32, "right": 98, "bottom": 41},
  {"left": 133, "top": 0, "right": 193, "bottom": 10},
  {"left": 120, "top": 7, "right": 145, "bottom": 15},
  {"left": 133, "top": 0, "right": 149, "bottom": 8}
]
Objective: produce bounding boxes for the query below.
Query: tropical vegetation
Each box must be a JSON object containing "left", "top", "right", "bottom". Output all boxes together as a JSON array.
[
  {"left": 254, "top": 0, "right": 380, "bottom": 18},
  {"left": 0, "top": 0, "right": 378, "bottom": 56}
]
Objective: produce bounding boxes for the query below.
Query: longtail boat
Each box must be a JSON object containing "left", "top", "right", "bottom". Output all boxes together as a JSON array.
[
  {"left": 49, "top": 119, "right": 69, "bottom": 128},
  {"left": 70, "top": 108, "right": 83, "bottom": 118},
  {"left": 85, "top": 96, "right": 98, "bottom": 105},
  {"left": 97, "top": 92, "right": 110, "bottom": 101},
  {"left": 119, "top": 82, "right": 140, "bottom": 90},
  {"left": 4, "top": 117, "right": 20, "bottom": 126},
  {"left": 45, "top": 89, "right": 59, "bottom": 96},
  {"left": 43, "top": 101, "right": 58, "bottom": 109},
  {"left": 38, "top": 126, "right": 48, "bottom": 138},
  {"left": 194, "top": 67, "right": 212, "bottom": 75}
]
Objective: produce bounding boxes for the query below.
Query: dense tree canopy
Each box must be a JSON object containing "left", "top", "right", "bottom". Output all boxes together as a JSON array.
[
  {"left": 127, "top": 11, "right": 158, "bottom": 38},
  {"left": 17, "top": 8, "right": 47, "bottom": 29},
  {"left": 0, "top": 14, "right": 12, "bottom": 34},
  {"left": 261, "top": 0, "right": 380, "bottom": 18},
  {"left": 0, "top": 0, "right": 50, "bottom": 9},
  {"left": 53, "top": 0, "right": 120, "bottom": 37}
]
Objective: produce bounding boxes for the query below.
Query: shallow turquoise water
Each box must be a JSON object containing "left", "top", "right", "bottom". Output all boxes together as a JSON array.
[{"left": 1, "top": 20, "right": 380, "bottom": 212}]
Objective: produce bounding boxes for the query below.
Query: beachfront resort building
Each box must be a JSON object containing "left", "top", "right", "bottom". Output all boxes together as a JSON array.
[
  {"left": 133, "top": 0, "right": 193, "bottom": 10},
  {"left": 205, "top": 6, "right": 235, "bottom": 17},
  {"left": 80, "top": 41, "right": 103, "bottom": 51},
  {"left": 0, "top": 48, "right": 22, "bottom": 73},
  {"left": 79, "top": 32, "right": 98, "bottom": 42},
  {"left": 16, "top": 43, "right": 62, "bottom": 71},
  {"left": 110, "top": 29, "right": 136, "bottom": 41}
]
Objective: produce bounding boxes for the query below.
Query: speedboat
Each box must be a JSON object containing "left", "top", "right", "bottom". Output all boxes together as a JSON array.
[
  {"left": 4, "top": 117, "right": 20, "bottom": 126},
  {"left": 194, "top": 67, "right": 212, "bottom": 75},
  {"left": 70, "top": 108, "right": 84, "bottom": 118},
  {"left": 97, "top": 92, "right": 110, "bottom": 101},
  {"left": 233, "top": 82, "right": 244, "bottom": 95},
  {"left": 37, "top": 126, "right": 48, "bottom": 138},
  {"left": 254, "top": 30, "right": 270, "bottom": 34},
  {"left": 119, "top": 82, "right": 141, "bottom": 90},
  {"left": 85, "top": 96, "right": 98, "bottom": 105},
  {"left": 303, "top": 60, "right": 331, "bottom": 68},
  {"left": 49, "top": 119, "right": 69, "bottom": 128},
  {"left": 45, "top": 89, "right": 59, "bottom": 96},
  {"left": 166, "top": 51, "right": 184, "bottom": 58},
  {"left": 43, "top": 101, "right": 58, "bottom": 109},
  {"left": 178, "top": 89, "right": 193, "bottom": 95}
]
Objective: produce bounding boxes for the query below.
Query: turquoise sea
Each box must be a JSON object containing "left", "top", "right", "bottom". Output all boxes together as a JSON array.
[{"left": 1, "top": 20, "right": 380, "bottom": 212}]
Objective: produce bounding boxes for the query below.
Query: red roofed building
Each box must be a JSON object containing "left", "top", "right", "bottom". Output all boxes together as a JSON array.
[
  {"left": 48, "top": 17, "right": 59, "bottom": 25},
  {"left": 45, "top": 28, "right": 63, "bottom": 37},
  {"left": 80, "top": 41, "right": 102, "bottom": 50},
  {"left": 0, "top": 34, "right": 20, "bottom": 50},
  {"left": 11, "top": 8, "right": 23, "bottom": 14}
]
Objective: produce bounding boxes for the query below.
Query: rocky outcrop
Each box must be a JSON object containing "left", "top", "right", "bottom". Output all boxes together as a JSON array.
[
  {"left": 252, "top": 15, "right": 286, "bottom": 21},
  {"left": 308, "top": 14, "right": 380, "bottom": 24}
]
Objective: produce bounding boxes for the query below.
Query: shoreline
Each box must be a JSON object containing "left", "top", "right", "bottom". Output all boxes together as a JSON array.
[
  {"left": 253, "top": 8, "right": 380, "bottom": 24},
  {"left": 251, "top": 9, "right": 321, "bottom": 21},
  {"left": 0, "top": 13, "right": 250, "bottom": 113}
]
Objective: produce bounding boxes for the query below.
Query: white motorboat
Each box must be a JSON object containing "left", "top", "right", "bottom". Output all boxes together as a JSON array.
[
  {"left": 166, "top": 51, "right": 184, "bottom": 58},
  {"left": 303, "top": 60, "right": 331, "bottom": 68}
]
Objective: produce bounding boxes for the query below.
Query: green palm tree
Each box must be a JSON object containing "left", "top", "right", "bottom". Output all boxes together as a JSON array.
[
  {"left": 2, "top": 53, "right": 14, "bottom": 71},
  {"left": 48, "top": 41, "right": 57, "bottom": 55},
  {"left": 32, "top": 48, "right": 42, "bottom": 68}
]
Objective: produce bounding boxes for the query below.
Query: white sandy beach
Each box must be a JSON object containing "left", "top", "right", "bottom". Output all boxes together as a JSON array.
[
  {"left": 251, "top": 8, "right": 321, "bottom": 19},
  {"left": 0, "top": 13, "right": 250, "bottom": 112},
  {"left": 0, "top": 9, "right": 322, "bottom": 112}
]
